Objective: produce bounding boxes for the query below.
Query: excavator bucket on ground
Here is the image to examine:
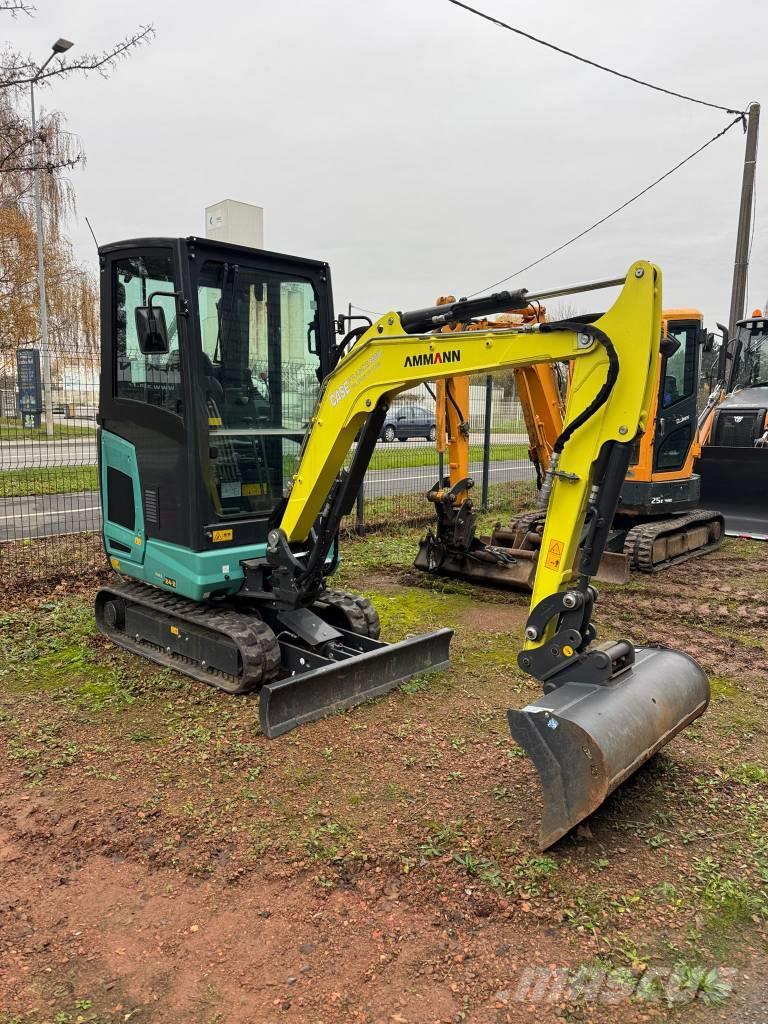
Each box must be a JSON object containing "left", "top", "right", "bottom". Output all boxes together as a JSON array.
[
  {"left": 699, "top": 446, "right": 768, "bottom": 540},
  {"left": 508, "top": 646, "right": 710, "bottom": 848}
]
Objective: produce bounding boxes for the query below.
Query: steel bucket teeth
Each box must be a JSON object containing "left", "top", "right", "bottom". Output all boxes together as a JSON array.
[{"left": 508, "top": 647, "right": 710, "bottom": 849}]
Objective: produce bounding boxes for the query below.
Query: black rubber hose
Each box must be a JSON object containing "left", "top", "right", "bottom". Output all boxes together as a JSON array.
[
  {"left": 445, "top": 379, "right": 465, "bottom": 422},
  {"left": 539, "top": 320, "right": 619, "bottom": 454}
]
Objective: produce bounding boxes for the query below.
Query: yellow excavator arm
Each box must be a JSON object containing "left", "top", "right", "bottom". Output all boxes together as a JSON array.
[{"left": 279, "top": 261, "right": 659, "bottom": 635}]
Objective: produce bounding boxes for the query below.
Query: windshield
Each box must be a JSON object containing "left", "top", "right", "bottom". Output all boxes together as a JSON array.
[
  {"left": 732, "top": 326, "right": 768, "bottom": 389},
  {"left": 196, "top": 260, "right": 322, "bottom": 518}
]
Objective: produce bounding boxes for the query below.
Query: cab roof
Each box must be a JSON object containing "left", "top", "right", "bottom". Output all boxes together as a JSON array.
[{"left": 98, "top": 236, "right": 329, "bottom": 272}]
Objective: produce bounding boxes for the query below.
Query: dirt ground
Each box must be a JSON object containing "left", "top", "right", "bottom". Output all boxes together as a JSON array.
[{"left": 1, "top": 527, "right": 767, "bottom": 1024}]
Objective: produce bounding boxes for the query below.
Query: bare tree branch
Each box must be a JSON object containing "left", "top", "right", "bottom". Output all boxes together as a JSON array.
[
  {"left": 0, "top": 0, "right": 35, "bottom": 15},
  {"left": 0, "top": 24, "right": 155, "bottom": 89}
]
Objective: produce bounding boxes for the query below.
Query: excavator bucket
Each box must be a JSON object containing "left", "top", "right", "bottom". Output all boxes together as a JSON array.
[
  {"left": 508, "top": 647, "right": 709, "bottom": 849},
  {"left": 699, "top": 446, "right": 768, "bottom": 539}
]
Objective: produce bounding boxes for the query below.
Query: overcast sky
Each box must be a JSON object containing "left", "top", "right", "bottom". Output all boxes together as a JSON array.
[{"left": 11, "top": 0, "right": 767, "bottom": 327}]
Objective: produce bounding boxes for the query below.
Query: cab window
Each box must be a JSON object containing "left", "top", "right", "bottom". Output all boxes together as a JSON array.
[
  {"left": 196, "top": 260, "right": 321, "bottom": 517},
  {"left": 113, "top": 251, "right": 181, "bottom": 414},
  {"left": 662, "top": 323, "right": 697, "bottom": 408}
]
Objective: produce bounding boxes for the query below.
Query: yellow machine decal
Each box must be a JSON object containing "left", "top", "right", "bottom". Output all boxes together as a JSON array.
[
  {"left": 163, "top": 577, "right": 177, "bottom": 589},
  {"left": 170, "top": 625, "right": 180, "bottom": 636},
  {"left": 212, "top": 529, "right": 233, "bottom": 543},
  {"left": 545, "top": 538, "right": 565, "bottom": 571},
  {"left": 242, "top": 482, "right": 264, "bottom": 496}
]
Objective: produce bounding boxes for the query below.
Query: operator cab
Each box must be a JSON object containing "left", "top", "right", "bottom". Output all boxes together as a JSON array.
[
  {"left": 711, "top": 315, "right": 768, "bottom": 447},
  {"left": 729, "top": 316, "right": 768, "bottom": 392},
  {"left": 98, "top": 237, "right": 336, "bottom": 578}
]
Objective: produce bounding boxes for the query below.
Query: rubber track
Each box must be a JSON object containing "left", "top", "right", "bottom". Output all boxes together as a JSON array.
[
  {"left": 96, "top": 581, "right": 281, "bottom": 694},
  {"left": 314, "top": 589, "right": 381, "bottom": 639},
  {"left": 505, "top": 509, "right": 547, "bottom": 536},
  {"left": 622, "top": 509, "right": 724, "bottom": 573}
]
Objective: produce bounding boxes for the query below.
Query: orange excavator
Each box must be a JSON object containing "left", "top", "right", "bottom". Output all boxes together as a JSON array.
[{"left": 415, "top": 301, "right": 724, "bottom": 587}]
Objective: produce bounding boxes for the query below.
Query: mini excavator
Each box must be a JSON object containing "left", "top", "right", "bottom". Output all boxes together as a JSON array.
[
  {"left": 96, "top": 238, "right": 709, "bottom": 847},
  {"left": 415, "top": 302, "right": 724, "bottom": 587}
]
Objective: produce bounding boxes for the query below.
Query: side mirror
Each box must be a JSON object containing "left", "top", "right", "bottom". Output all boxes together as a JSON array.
[
  {"left": 696, "top": 327, "right": 714, "bottom": 351},
  {"left": 660, "top": 334, "right": 681, "bottom": 358},
  {"left": 135, "top": 305, "right": 169, "bottom": 355}
]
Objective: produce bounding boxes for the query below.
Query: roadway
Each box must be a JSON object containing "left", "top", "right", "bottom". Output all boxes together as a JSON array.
[
  {"left": 0, "top": 458, "right": 535, "bottom": 542},
  {"left": 0, "top": 431, "right": 527, "bottom": 470}
]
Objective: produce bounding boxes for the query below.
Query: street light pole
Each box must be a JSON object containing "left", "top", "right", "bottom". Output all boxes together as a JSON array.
[{"left": 30, "top": 37, "right": 73, "bottom": 437}]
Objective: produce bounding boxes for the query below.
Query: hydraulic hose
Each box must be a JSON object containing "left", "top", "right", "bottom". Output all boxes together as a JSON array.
[{"left": 536, "top": 320, "right": 620, "bottom": 508}]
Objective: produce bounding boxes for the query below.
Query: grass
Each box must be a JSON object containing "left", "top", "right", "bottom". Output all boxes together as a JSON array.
[
  {"left": 490, "top": 416, "right": 526, "bottom": 433},
  {"left": 0, "top": 465, "right": 98, "bottom": 498},
  {"left": 366, "top": 441, "right": 528, "bottom": 471},
  {"left": 0, "top": 600, "right": 132, "bottom": 712},
  {"left": 0, "top": 444, "right": 529, "bottom": 500},
  {"left": 0, "top": 416, "right": 95, "bottom": 441}
]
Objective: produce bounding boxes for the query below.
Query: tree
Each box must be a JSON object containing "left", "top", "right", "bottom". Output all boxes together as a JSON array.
[
  {"left": 0, "top": 4, "right": 154, "bottom": 359},
  {"left": 0, "top": 6, "right": 154, "bottom": 177}
]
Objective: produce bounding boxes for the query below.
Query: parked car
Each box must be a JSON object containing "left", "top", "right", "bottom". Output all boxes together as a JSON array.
[{"left": 380, "top": 405, "right": 436, "bottom": 443}]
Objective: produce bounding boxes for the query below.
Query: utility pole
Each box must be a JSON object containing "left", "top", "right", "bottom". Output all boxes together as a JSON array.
[{"left": 728, "top": 102, "right": 760, "bottom": 335}]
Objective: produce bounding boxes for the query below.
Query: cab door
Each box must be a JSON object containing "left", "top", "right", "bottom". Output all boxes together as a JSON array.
[
  {"left": 98, "top": 242, "right": 193, "bottom": 571},
  {"left": 653, "top": 321, "right": 700, "bottom": 474}
]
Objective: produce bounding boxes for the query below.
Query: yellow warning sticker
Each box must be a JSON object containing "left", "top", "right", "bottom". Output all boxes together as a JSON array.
[
  {"left": 545, "top": 538, "right": 565, "bottom": 570},
  {"left": 212, "top": 528, "right": 233, "bottom": 543},
  {"left": 242, "top": 482, "right": 264, "bottom": 497},
  {"left": 110, "top": 557, "right": 120, "bottom": 570},
  {"left": 134, "top": 536, "right": 142, "bottom": 545},
  {"left": 170, "top": 625, "right": 180, "bottom": 636},
  {"left": 208, "top": 416, "right": 223, "bottom": 427}
]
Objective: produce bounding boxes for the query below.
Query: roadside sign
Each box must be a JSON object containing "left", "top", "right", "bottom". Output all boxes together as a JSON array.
[{"left": 16, "top": 347, "right": 43, "bottom": 429}]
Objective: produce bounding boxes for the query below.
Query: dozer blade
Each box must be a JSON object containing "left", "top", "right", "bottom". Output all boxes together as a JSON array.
[
  {"left": 699, "top": 446, "right": 768, "bottom": 539},
  {"left": 260, "top": 627, "right": 452, "bottom": 738},
  {"left": 508, "top": 647, "right": 709, "bottom": 849}
]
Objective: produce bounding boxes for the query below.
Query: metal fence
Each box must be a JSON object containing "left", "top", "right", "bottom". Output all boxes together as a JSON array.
[{"left": 0, "top": 348, "right": 537, "bottom": 585}]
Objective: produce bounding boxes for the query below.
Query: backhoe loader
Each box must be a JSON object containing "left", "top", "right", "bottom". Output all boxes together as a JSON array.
[
  {"left": 698, "top": 311, "right": 768, "bottom": 538},
  {"left": 95, "top": 238, "right": 708, "bottom": 847},
  {"left": 416, "top": 305, "right": 724, "bottom": 587}
]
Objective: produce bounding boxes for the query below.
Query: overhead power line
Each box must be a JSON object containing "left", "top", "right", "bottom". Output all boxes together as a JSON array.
[
  {"left": 446, "top": 0, "right": 746, "bottom": 116},
  {"left": 467, "top": 114, "right": 744, "bottom": 297},
  {"left": 350, "top": 302, "right": 383, "bottom": 317}
]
